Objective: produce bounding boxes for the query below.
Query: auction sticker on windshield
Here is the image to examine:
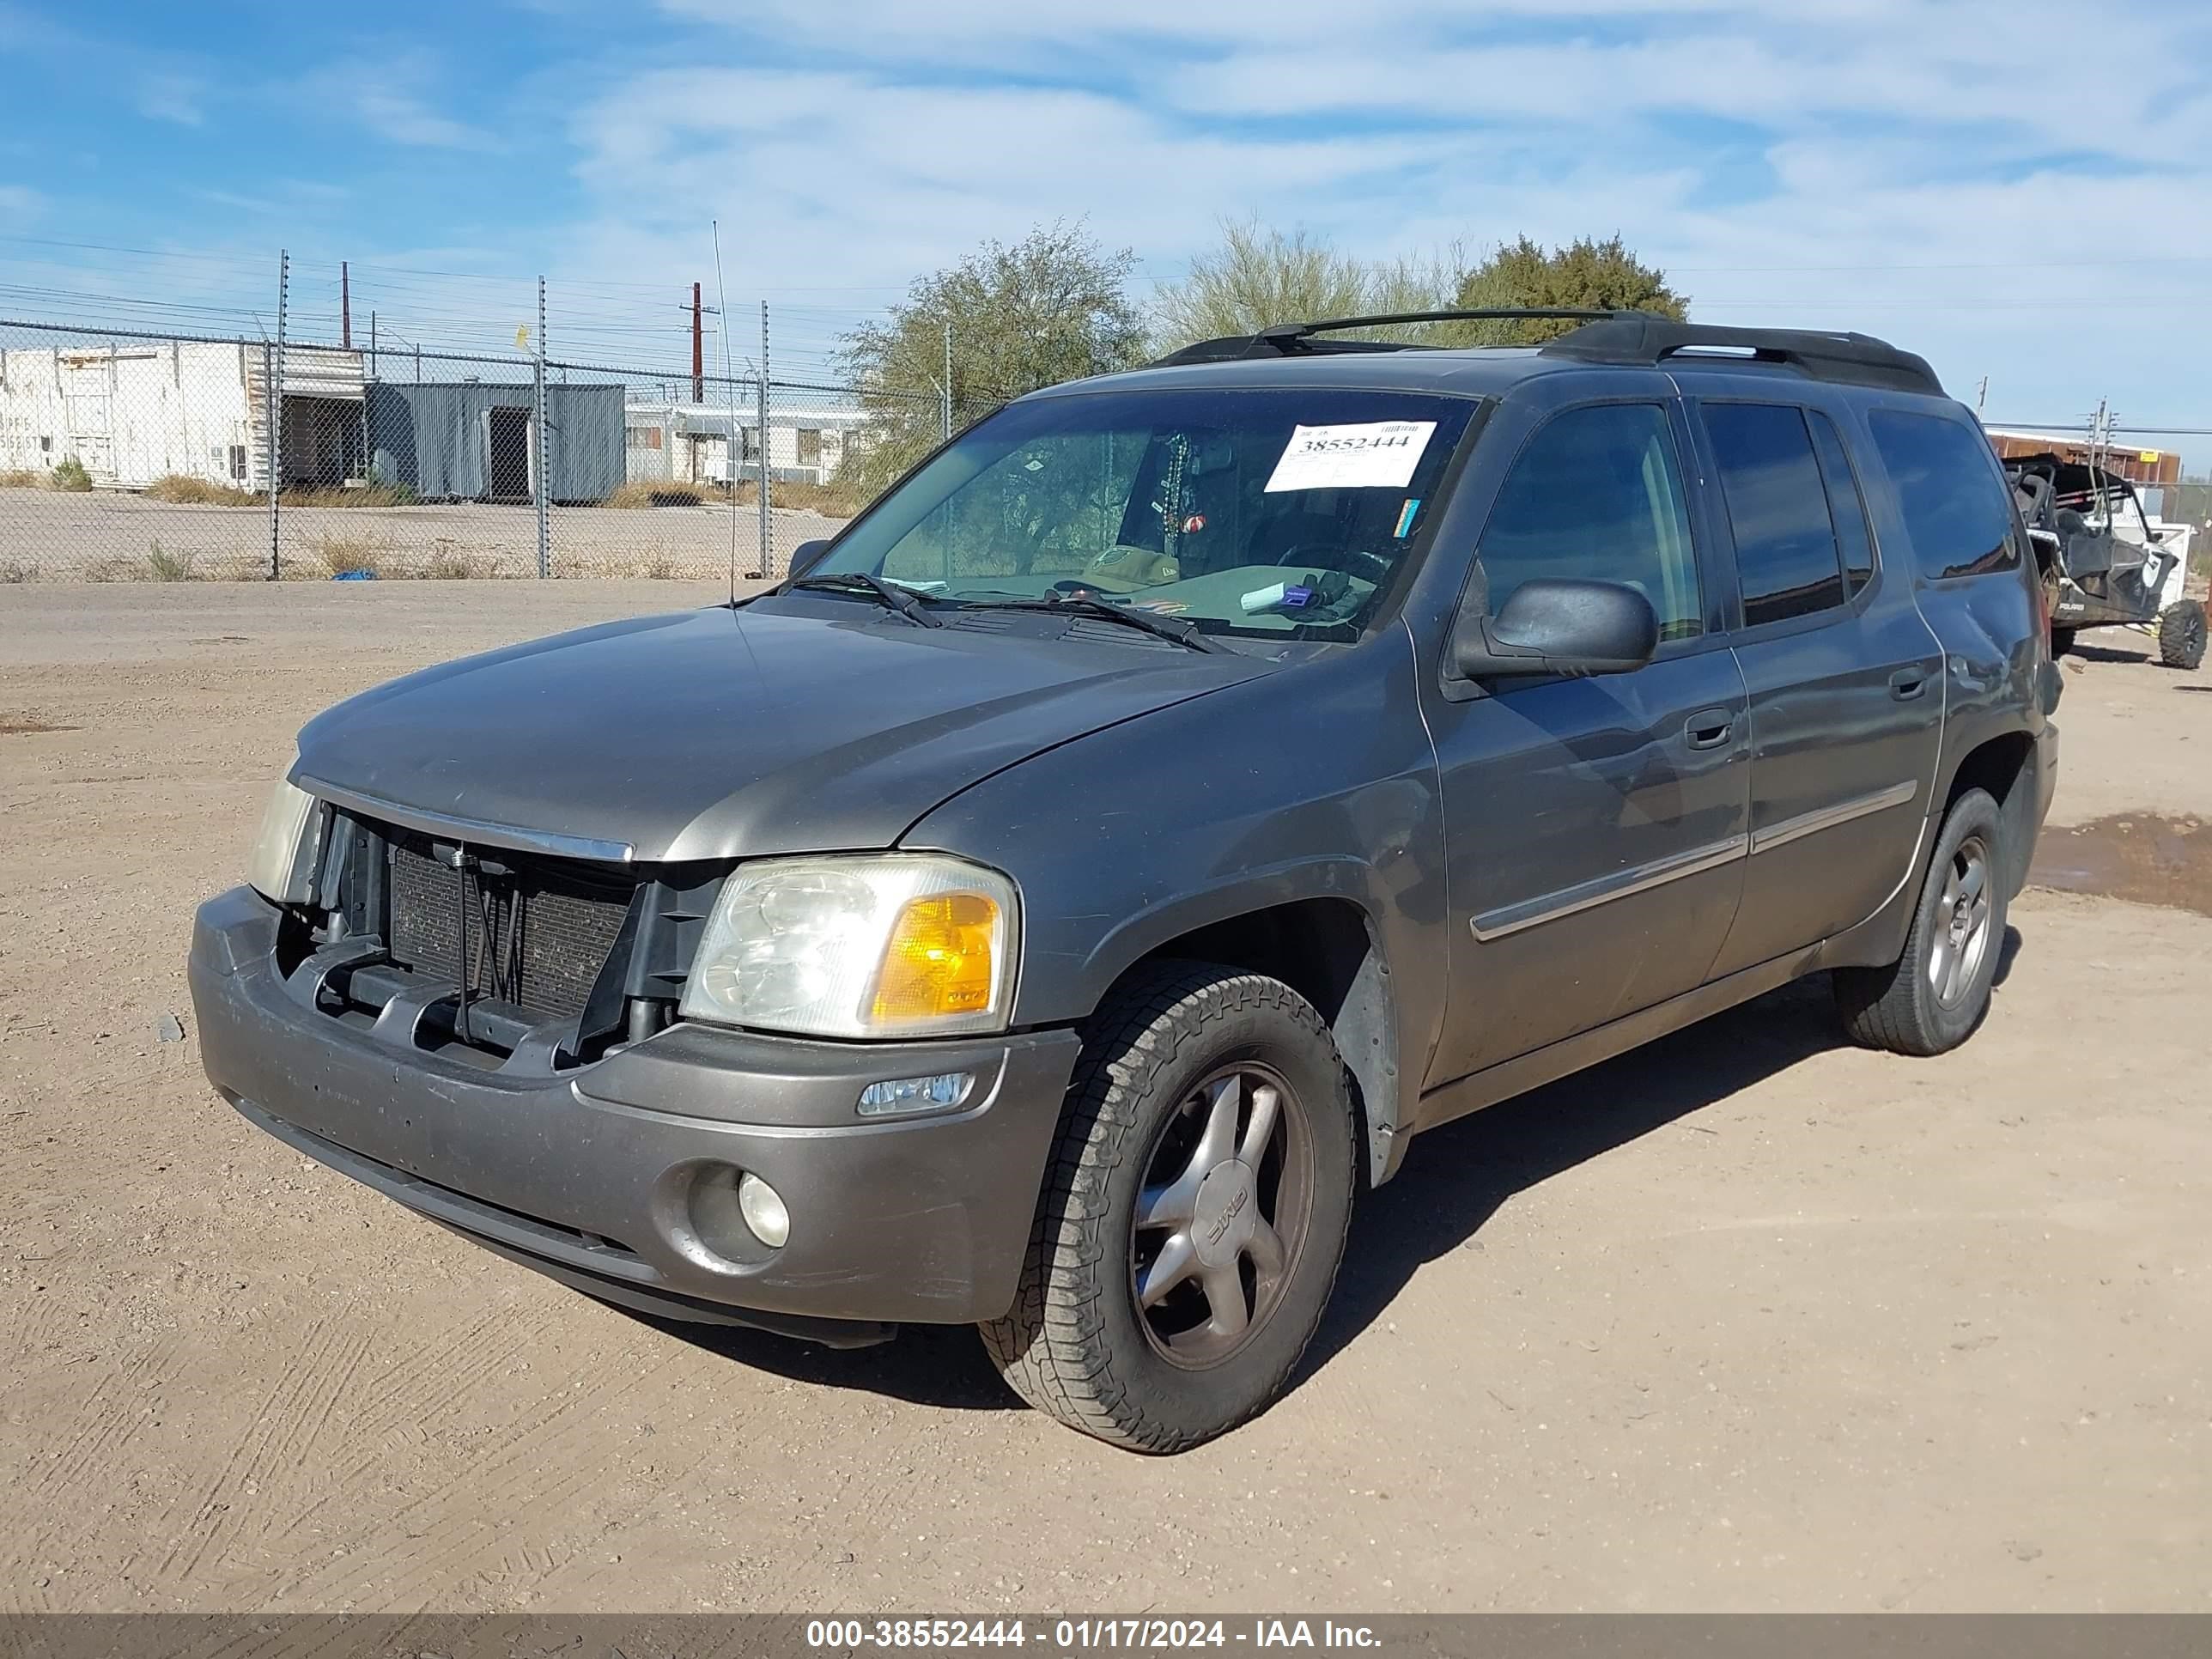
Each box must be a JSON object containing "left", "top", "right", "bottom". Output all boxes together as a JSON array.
[{"left": 1264, "top": 421, "right": 1437, "bottom": 493}]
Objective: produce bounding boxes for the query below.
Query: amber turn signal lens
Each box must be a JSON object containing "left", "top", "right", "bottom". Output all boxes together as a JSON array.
[{"left": 872, "top": 892, "right": 1000, "bottom": 1024}]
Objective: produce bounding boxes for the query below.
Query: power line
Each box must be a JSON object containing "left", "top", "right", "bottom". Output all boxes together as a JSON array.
[
  {"left": 1671, "top": 254, "right": 2212, "bottom": 274},
  {"left": 1987, "top": 422, "right": 2212, "bottom": 437}
]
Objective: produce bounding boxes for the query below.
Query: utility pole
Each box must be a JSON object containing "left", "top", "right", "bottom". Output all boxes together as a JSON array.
[
  {"left": 942, "top": 320, "right": 953, "bottom": 442},
  {"left": 362, "top": 309, "right": 375, "bottom": 490},
  {"left": 269, "top": 247, "right": 287, "bottom": 580},
  {"left": 1975, "top": 375, "right": 1987, "bottom": 414},
  {"left": 755, "top": 301, "right": 770, "bottom": 580},
  {"left": 691, "top": 282, "right": 704, "bottom": 403},
  {"left": 341, "top": 260, "right": 351, "bottom": 349},
  {"left": 534, "top": 276, "right": 550, "bottom": 579}
]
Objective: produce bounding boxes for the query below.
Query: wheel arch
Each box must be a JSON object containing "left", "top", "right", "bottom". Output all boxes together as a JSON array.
[
  {"left": 1082, "top": 890, "right": 1406, "bottom": 1187},
  {"left": 1937, "top": 729, "right": 2039, "bottom": 897}
]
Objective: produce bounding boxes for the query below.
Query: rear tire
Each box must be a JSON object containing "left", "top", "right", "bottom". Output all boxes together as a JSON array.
[
  {"left": 2159, "top": 599, "right": 2207, "bottom": 670},
  {"left": 2049, "top": 625, "right": 2075, "bottom": 658},
  {"left": 1833, "top": 787, "right": 2006, "bottom": 1057},
  {"left": 979, "top": 962, "right": 1356, "bottom": 1453}
]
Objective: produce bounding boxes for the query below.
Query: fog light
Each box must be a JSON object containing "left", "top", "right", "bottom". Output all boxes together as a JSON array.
[
  {"left": 857, "top": 1071, "right": 975, "bottom": 1117},
  {"left": 734, "top": 1171, "right": 789, "bottom": 1249}
]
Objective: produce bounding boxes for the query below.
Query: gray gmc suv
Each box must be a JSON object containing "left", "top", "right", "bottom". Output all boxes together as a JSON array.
[{"left": 191, "top": 313, "right": 2060, "bottom": 1452}]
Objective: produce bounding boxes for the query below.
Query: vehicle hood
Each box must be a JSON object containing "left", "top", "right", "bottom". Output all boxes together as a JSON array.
[{"left": 292, "top": 605, "right": 1269, "bottom": 863}]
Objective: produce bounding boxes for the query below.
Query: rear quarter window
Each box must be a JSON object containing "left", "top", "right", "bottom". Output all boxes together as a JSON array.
[{"left": 1866, "top": 410, "right": 2019, "bottom": 580}]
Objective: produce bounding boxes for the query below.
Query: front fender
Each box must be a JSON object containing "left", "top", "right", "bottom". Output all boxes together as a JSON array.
[{"left": 901, "top": 636, "right": 1449, "bottom": 1182}]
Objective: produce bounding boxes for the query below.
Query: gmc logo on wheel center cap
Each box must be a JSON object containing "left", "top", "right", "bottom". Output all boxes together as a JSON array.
[{"left": 1204, "top": 1186, "right": 1248, "bottom": 1248}]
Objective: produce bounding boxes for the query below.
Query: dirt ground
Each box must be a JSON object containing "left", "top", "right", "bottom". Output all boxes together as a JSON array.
[{"left": 3, "top": 585, "right": 2209, "bottom": 1614}]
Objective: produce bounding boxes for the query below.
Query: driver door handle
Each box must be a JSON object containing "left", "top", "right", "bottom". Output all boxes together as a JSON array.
[
  {"left": 1891, "top": 668, "right": 1929, "bottom": 701},
  {"left": 1685, "top": 708, "right": 1734, "bottom": 750}
]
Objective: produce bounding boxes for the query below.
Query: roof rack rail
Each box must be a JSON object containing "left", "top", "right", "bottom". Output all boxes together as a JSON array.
[
  {"left": 1539, "top": 318, "right": 1944, "bottom": 396},
  {"left": 1149, "top": 307, "right": 1631, "bottom": 368}
]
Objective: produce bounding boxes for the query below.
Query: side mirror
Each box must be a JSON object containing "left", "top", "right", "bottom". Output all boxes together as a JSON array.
[
  {"left": 787, "top": 538, "right": 833, "bottom": 578},
  {"left": 1451, "top": 578, "right": 1659, "bottom": 681}
]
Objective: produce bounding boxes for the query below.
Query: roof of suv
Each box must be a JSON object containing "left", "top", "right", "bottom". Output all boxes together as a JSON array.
[{"left": 1038, "top": 314, "right": 1949, "bottom": 405}]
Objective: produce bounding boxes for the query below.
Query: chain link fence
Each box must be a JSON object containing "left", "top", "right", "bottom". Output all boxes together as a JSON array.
[{"left": 0, "top": 314, "right": 1004, "bottom": 584}]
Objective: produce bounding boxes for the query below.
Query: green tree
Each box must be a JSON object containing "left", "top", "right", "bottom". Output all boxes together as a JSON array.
[
  {"left": 1449, "top": 234, "right": 1688, "bottom": 343},
  {"left": 838, "top": 222, "right": 1146, "bottom": 495},
  {"left": 1150, "top": 222, "right": 1685, "bottom": 352},
  {"left": 1148, "top": 219, "right": 1457, "bottom": 352}
]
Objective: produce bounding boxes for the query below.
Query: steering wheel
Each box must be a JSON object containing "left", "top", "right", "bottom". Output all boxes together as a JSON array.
[{"left": 1272, "top": 541, "right": 1389, "bottom": 582}]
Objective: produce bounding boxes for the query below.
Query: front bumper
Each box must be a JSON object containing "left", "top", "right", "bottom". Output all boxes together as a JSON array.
[{"left": 190, "top": 887, "right": 1081, "bottom": 1334}]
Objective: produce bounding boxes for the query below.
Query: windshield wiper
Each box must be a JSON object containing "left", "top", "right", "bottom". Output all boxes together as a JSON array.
[
  {"left": 777, "top": 572, "right": 943, "bottom": 628},
  {"left": 963, "top": 593, "right": 1216, "bottom": 653}
]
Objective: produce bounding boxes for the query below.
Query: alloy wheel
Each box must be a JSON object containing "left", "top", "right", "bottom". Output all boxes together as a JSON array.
[
  {"left": 1128, "top": 1063, "right": 1312, "bottom": 1369},
  {"left": 1928, "top": 832, "right": 1995, "bottom": 1007}
]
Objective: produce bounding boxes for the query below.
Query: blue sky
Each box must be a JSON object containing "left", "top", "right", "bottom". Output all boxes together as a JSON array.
[{"left": 3, "top": 0, "right": 2209, "bottom": 461}]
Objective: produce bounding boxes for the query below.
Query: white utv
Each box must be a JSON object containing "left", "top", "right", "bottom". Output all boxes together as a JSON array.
[{"left": 2008, "top": 451, "right": 2205, "bottom": 669}]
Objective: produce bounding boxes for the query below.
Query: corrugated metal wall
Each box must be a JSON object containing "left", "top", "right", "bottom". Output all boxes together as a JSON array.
[{"left": 367, "top": 381, "right": 624, "bottom": 503}]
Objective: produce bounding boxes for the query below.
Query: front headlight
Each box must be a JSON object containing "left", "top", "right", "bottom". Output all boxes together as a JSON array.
[
  {"left": 245, "top": 775, "right": 327, "bottom": 905},
  {"left": 679, "top": 854, "right": 1018, "bottom": 1038}
]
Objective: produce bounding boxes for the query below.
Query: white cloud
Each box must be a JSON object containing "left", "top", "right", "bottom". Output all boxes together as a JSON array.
[
  {"left": 137, "top": 71, "right": 204, "bottom": 126},
  {"left": 567, "top": 66, "right": 1428, "bottom": 286},
  {"left": 299, "top": 57, "right": 499, "bottom": 150},
  {"left": 541, "top": 2, "right": 2212, "bottom": 448}
]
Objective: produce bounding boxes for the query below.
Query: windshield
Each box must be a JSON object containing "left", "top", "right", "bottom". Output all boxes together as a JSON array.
[{"left": 814, "top": 386, "right": 1480, "bottom": 640}]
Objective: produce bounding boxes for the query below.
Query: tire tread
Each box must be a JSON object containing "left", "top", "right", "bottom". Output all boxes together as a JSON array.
[
  {"left": 979, "top": 962, "right": 1353, "bottom": 1453},
  {"left": 1833, "top": 787, "right": 2004, "bottom": 1057},
  {"left": 2159, "top": 599, "right": 2207, "bottom": 671}
]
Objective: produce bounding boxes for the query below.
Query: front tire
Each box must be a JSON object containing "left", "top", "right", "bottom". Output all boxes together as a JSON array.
[
  {"left": 2159, "top": 599, "right": 2207, "bottom": 670},
  {"left": 1833, "top": 787, "right": 2006, "bottom": 1056},
  {"left": 980, "top": 962, "right": 1356, "bottom": 1453},
  {"left": 2049, "top": 625, "right": 2076, "bottom": 658}
]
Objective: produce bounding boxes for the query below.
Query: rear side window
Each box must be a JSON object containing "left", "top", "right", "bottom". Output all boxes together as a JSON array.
[
  {"left": 1476, "top": 403, "right": 1703, "bottom": 641},
  {"left": 1703, "top": 403, "right": 1845, "bottom": 625},
  {"left": 1866, "top": 410, "right": 2019, "bottom": 580},
  {"left": 1808, "top": 410, "right": 1875, "bottom": 597}
]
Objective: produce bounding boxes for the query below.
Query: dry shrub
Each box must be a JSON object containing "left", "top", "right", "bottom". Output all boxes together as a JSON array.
[
  {"left": 602, "top": 477, "right": 865, "bottom": 515},
  {"left": 283, "top": 482, "right": 416, "bottom": 508},
  {"left": 144, "top": 474, "right": 258, "bottom": 506},
  {"left": 1, "top": 559, "right": 38, "bottom": 582},
  {"left": 50, "top": 457, "right": 94, "bottom": 492},
  {"left": 413, "top": 549, "right": 494, "bottom": 580},
  {"left": 726, "top": 478, "right": 869, "bottom": 517},
  {"left": 0, "top": 469, "right": 43, "bottom": 489},
  {"left": 603, "top": 479, "right": 723, "bottom": 508},
  {"left": 313, "top": 534, "right": 388, "bottom": 577},
  {"left": 143, "top": 540, "right": 198, "bottom": 581}
]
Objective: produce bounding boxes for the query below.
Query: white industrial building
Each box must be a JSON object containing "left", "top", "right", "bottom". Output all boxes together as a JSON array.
[
  {"left": 0, "top": 338, "right": 364, "bottom": 489},
  {"left": 623, "top": 398, "right": 864, "bottom": 488},
  {"left": 0, "top": 333, "right": 871, "bottom": 497}
]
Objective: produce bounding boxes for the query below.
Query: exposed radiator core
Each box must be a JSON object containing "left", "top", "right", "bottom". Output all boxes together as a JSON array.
[{"left": 386, "top": 841, "right": 629, "bottom": 1022}]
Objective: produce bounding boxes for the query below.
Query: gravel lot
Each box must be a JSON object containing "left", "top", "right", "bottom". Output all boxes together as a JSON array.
[
  {"left": 0, "top": 487, "right": 845, "bottom": 580},
  {"left": 2, "top": 584, "right": 2209, "bottom": 1613}
]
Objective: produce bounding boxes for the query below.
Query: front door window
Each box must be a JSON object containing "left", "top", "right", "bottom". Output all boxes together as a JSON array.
[{"left": 1475, "top": 403, "right": 1703, "bottom": 642}]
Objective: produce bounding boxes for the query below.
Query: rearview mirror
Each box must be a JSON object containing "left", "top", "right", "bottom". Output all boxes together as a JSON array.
[
  {"left": 787, "top": 538, "right": 833, "bottom": 578},
  {"left": 1450, "top": 578, "right": 1659, "bottom": 681}
]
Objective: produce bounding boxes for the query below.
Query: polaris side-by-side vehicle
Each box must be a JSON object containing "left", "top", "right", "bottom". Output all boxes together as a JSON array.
[
  {"left": 193, "top": 312, "right": 2059, "bottom": 1451},
  {"left": 2007, "top": 450, "right": 2205, "bottom": 668}
]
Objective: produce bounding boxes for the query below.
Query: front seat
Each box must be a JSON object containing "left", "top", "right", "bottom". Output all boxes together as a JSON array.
[{"left": 2054, "top": 507, "right": 2115, "bottom": 578}]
